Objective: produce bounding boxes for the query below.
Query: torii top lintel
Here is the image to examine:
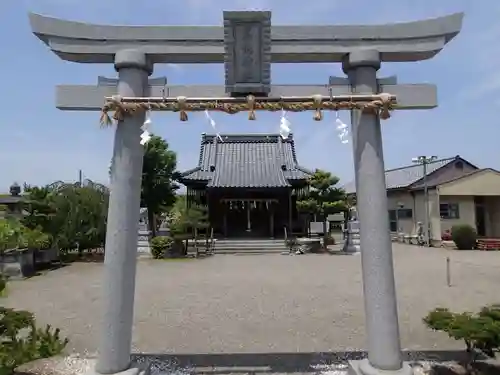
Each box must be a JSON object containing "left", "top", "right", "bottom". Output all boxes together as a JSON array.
[{"left": 29, "top": 11, "right": 463, "bottom": 64}]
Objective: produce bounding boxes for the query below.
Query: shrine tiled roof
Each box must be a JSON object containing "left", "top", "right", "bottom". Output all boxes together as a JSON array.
[{"left": 179, "top": 133, "right": 312, "bottom": 188}]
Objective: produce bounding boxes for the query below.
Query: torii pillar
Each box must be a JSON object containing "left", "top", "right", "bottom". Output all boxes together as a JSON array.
[
  {"left": 97, "top": 50, "right": 152, "bottom": 375},
  {"left": 29, "top": 11, "right": 463, "bottom": 375},
  {"left": 344, "top": 49, "right": 406, "bottom": 374}
]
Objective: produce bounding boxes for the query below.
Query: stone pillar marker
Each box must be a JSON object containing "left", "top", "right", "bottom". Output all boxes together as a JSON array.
[
  {"left": 137, "top": 208, "right": 152, "bottom": 257},
  {"left": 343, "top": 209, "right": 361, "bottom": 254},
  {"left": 96, "top": 49, "right": 152, "bottom": 375},
  {"left": 343, "top": 50, "right": 409, "bottom": 375}
]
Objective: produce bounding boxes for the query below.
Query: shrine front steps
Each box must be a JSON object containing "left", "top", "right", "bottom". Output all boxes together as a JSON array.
[{"left": 212, "top": 238, "right": 288, "bottom": 254}]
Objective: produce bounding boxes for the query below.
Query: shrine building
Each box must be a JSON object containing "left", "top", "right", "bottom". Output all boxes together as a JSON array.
[{"left": 179, "top": 133, "right": 313, "bottom": 238}]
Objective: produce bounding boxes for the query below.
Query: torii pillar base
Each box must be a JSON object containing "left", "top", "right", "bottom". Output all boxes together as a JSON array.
[
  {"left": 348, "top": 359, "right": 413, "bottom": 375},
  {"left": 84, "top": 359, "right": 150, "bottom": 375}
]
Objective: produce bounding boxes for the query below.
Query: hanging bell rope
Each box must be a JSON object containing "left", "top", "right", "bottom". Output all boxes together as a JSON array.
[{"left": 99, "top": 93, "right": 396, "bottom": 126}]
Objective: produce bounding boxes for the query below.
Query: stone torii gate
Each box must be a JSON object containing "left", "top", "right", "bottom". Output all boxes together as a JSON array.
[{"left": 29, "top": 10, "right": 463, "bottom": 375}]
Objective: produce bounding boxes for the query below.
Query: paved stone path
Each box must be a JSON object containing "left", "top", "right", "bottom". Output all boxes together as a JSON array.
[{"left": 3, "top": 244, "right": 500, "bottom": 356}]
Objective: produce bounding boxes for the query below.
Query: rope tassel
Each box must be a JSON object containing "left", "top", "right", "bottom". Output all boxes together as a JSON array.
[
  {"left": 177, "top": 96, "right": 188, "bottom": 121},
  {"left": 312, "top": 94, "right": 323, "bottom": 121},
  {"left": 247, "top": 95, "right": 256, "bottom": 120}
]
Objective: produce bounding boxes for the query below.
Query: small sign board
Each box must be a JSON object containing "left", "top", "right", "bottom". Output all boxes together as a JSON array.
[
  {"left": 327, "top": 213, "right": 345, "bottom": 222},
  {"left": 309, "top": 221, "right": 323, "bottom": 234}
]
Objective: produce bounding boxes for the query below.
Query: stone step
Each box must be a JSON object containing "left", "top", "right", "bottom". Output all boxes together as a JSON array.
[
  {"left": 215, "top": 242, "right": 286, "bottom": 247},
  {"left": 215, "top": 249, "right": 287, "bottom": 254},
  {"left": 214, "top": 238, "right": 286, "bottom": 243},
  {"left": 186, "top": 239, "right": 288, "bottom": 254},
  {"left": 215, "top": 243, "right": 286, "bottom": 248},
  {"left": 206, "top": 238, "right": 288, "bottom": 254},
  {"left": 215, "top": 248, "right": 288, "bottom": 254},
  {"left": 214, "top": 240, "right": 288, "bottom": 254},
  {"left": 188, "top": 238, "right": 285, "bottom": 243}
]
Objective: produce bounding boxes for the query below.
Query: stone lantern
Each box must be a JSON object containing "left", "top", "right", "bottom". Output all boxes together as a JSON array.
[{"left": 9, "top": 182, "right": 21, "bottom": 196}]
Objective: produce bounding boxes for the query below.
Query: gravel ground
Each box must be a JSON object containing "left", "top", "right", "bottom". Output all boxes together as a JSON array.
[{"left": 2, "top": 244, "right": 500, "bottom": 355}]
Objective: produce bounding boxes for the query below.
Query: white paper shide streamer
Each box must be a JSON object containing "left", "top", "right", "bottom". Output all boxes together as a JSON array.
[
  {"left": 140, "top": 110, "right": 152, "bottom": 145},
  {"left": 279, "top": 110, "right": 291, "bottom": 139},
  {"left": 335, "top": 112, "right": 349, "bottom": 144},
  {"left": 205, "top": 110, "right": 223, "bottom": 142}
]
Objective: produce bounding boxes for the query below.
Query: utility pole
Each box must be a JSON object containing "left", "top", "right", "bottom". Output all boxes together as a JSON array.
[
  {"left": 412, "top": 156, "right": 437, "bottom": 246},
  {"left": 78, "top": 169, "right": 83, "bottom": 187}
]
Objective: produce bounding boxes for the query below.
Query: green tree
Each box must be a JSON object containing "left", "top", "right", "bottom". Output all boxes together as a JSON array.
[
  {"left": 170, "top": 203, "right": 209, "bottom": 256},
  {"left": 50, "top": 180, "right": 109, "bottom": 252},
  {"left": 21, "top": 181, "right": 109, "bottom": 254},
  {"left": 21, "top": 184, "right": 56, "bottom": 234},
  {"left": 297, "top": 169, "right": 347, "bottom": 245},
  {"left": 171, "top": 204, "right": 208, "bottom": 235},
  {"left": 140, "top": 135, "right": 179, "bottom": 236},
  {"left": 172, "top": 194, "right": 186, "bottom": 213}
]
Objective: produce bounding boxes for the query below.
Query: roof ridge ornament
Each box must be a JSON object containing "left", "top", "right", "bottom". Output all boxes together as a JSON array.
[{"left": 100, "top": 93, "right": 396, "bottom": 126}]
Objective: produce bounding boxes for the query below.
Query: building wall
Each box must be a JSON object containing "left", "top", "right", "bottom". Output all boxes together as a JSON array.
[
  {"left": 439, "top": 195, "right": 500, "bottom": 238},
  {"left": 388, "top": 190, "right": 500, "bottom": 241},
  {"left": 387, "top": 189, "right": 440, "bottom": 240},
  {"left": 387, "top": 190, "right": 417, "bottom": 234},
  {"left": 486, "top": 197, "right": 500, "bottom": 237},
  {"left": 438, "top": 195, "right": 475, "bottom": 234},
  {"left": 437, "top": 170, "right": 500, "bottom": 238},
  {"left": 387, "top": 191, "right": 478, "bottom": 242},
  {"left": 437, "top": 169, "right": 500, "bottom": 196}
]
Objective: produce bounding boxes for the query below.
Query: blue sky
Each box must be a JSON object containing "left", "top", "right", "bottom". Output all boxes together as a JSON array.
[{"left": 0, "top": 0, "right": 498, "bottom": 191}]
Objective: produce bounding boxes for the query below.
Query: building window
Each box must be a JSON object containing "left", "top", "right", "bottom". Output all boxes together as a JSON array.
[
  {"left": 397, "top": 208, "right": 413, "bottom": 219},
  {"left": 440, "top": 203, "right": 460, "bottom": 219},
  {"left": 388, "top": 209, "right": 412, "bottom": 231},
  {"left": 388, "top": 210, "right": 397, "bottom": 232}
]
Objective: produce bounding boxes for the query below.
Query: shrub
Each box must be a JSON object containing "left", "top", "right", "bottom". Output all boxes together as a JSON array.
[
  {"left": 285, "top": 238, "right": 298, "bottom": 252},
  {"left": 0, "top": 278, "right": 68, "bottom": 375},
  {"left": 22, "top": 228, "right": 51, "bottom": 250},
  {"left": 150, "top": 236, "right": 172, "bottom": 259},
  {"left": 324, "top": 235, "right": 335, "bottom": 246},
  {"left": 451, "top": 224, "right": 477, "bottom": 250},
  {"left": 0, "top": 277, "right": 5, "bottom": 296},
  {"left": 0, "top": 221, "right": 52, "bottom": 252},
  {"left": 0, "top": 219, "right": 25, "bottom": 251},
  {"left": 423, "top": 305, "right": 500, "bottom": 366}
]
